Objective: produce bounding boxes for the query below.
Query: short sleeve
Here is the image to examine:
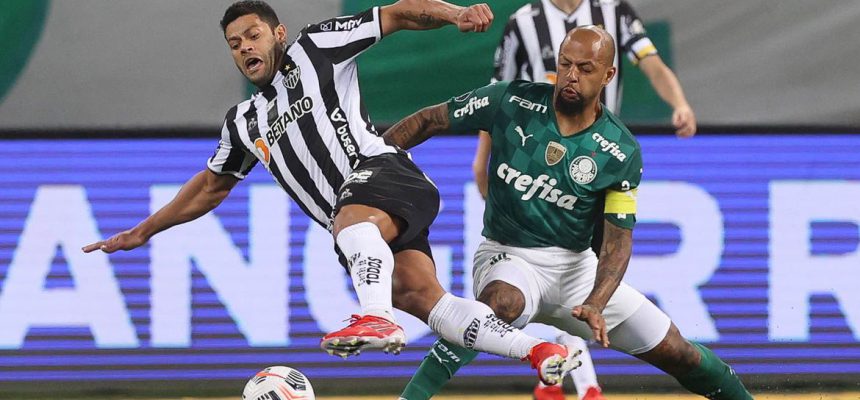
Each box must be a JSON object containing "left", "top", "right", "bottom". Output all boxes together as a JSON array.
[
  {"left": 603, "top": 148, "right": 642, "bottom": 229},
  {"left": 618, "top": 1, "right": 658, "bottom": 65},
  {"left": 446, "top": 81, "right": 511, "bottom": 134},
  {"left": 207, "top": 108, "right": 257, "bottom": 180},
  {"left": 301, "top": 7, "right": 382, "bottom": 65}
]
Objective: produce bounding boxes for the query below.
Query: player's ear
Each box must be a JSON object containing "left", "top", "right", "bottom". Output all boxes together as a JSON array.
[
  {"left": 603, "top": 66, "right": 617, "bottom": 86},
  {"left": 275, "top": 24, "right": 287, "bottom": 44}
]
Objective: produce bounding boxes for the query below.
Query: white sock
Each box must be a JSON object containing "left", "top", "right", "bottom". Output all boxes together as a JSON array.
[
  {"left": 335, "top": 222, "right": 395, "bottom": 322},
  {"left": 557, "top": 332, "right": 599, "bottom": 398},
  {"left": 428, "top": 293, "right": 542, "bottom": 359}
]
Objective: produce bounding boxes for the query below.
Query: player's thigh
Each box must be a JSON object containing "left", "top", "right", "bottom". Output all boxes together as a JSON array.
[
  {"left": 472, "top": 243, "right": 544, "bottom": 328},
  {"left": 606, "top": 298, "right": 672, "bottom": 355}
]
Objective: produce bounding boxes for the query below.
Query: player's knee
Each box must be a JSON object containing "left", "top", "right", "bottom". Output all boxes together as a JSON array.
[{"left": 477, "top": 281, "right": 525, "bottom": 324}]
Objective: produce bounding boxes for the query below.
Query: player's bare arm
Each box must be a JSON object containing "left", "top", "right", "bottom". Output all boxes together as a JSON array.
[
  {"left": 572, "top": 221, "right": 633, "bottom": 347},
  {"left": 82, "top": 170, "right": 239, "bottom": 254},
  {"left": 380, "top": 0, "right": 493, "bottom": 35},
  {"left": 638, "top": 55, "right": 697, "bottom": 138},
  {"left": 382, "top": 103, "right": 450, "bottom": 149}
]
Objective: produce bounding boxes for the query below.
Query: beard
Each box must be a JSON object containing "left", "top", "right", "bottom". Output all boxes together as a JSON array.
[{"left": 554, "top": 91, "right": 586, "bottom": 116}]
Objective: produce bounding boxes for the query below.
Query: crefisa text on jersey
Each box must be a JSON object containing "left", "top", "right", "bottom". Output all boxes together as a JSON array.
[{"left": 592, "top": 132, "right": 627, "bottom": 162}]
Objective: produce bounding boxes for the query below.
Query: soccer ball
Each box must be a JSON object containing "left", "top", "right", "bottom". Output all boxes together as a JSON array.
[{"left": 242, "top": 366, "right": 315, "bottom": 400}]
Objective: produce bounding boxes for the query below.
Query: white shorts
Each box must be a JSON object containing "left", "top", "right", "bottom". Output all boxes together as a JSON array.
[{"left": 472, "top": 239, "right": 671, "bottom": 355}]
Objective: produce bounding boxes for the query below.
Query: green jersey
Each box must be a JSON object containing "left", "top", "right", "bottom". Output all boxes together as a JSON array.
[{"left": 447, "top": 80, "right": 642, "bottom": 252}]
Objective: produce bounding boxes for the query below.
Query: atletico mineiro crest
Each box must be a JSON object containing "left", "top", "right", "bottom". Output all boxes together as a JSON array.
[
  {"left": 283, "top": 65, "right": 301, "bottom": 90},
  {"left": 545, "top": 141, "right": 567, "bottom": 166}
]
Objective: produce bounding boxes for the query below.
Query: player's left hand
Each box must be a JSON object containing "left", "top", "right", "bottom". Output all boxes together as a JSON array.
[
  {"left": 572, "top": 304, "right": 609, "bottom": 347},
  {"left": 673, "top": 105, "right": 697, "bottom": 138},
  {"left": 456, "top": 3, "right": 493, "bottom": 33}
]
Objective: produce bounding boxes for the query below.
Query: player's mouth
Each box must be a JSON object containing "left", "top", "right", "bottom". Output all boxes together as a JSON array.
[
  {"left": 245, "top": 57, "right": 264, "bottom": 73},
  {"left": 561, "top": 86, "right": 581, "bottom": 101}
]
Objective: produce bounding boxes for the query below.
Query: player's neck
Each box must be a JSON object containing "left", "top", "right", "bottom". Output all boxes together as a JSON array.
[
  {"left": 555, "top": 101, "right": 602, "bottom": 137},
  {"left": 550, "top": 0, "right": 583, "bottom": 15}
]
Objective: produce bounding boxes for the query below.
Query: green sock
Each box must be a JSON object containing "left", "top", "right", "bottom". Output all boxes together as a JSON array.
[
  {"left": 676, "top": 342, "right": 754, "bottom": 400},
  {"left": 399, "top": 338, "right": 479, "bottom": 400}
]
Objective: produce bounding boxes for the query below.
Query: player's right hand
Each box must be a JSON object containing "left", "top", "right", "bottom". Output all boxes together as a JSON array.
[
  {"left": 82, "top": 229, "right": 146, "bottom": 254},
  {"left": 456, "top": 3, "right": 493, "bottom": 33},
  {"left": 572, "top": 304, "right": 610, "bottom": 348}
]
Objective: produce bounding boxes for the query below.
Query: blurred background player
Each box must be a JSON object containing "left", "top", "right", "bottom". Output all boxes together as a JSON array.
[
  {"left": 471, "top": 1, "right": 697, "bottom": 398},
  {"left": 387, "top": 26, "right": 753, "bottom": 400},
  {"left": 83, "top": 0, "right": 582, "bottom": 385}
]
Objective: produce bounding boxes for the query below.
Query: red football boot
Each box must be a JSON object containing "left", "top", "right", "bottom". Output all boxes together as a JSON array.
[{"left": 320, "top": 314, "right": 406, "bottom": 358}]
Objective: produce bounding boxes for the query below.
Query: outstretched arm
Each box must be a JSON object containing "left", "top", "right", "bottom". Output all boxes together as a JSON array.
[
  {"left": 572, "top": 221, "right": 633, "bottom": 347},
  {"left": 639, "top": 55, "right": 697, "bottom": 138},
  {"left": 380, "top": 0, "right": 493, "bottom": 36},
  {"left": 82, "top": 170, "right": 238, "bottom": 253},
  {"left": 382, "top": 103, "right": 450, "bottom": 150}
]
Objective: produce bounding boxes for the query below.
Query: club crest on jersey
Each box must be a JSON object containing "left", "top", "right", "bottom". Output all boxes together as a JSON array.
[
  {"left": 254, "top": 138, "right": 270, "bottom": 165},
  {"left": 545, "top": 141, "right": 567, "bottom": 166},
  {"left": 569, "top": 156, "right": 597, "bottom": 184},
  {"left": 283, "top": 65, "right": 301, "bottom": 89}
]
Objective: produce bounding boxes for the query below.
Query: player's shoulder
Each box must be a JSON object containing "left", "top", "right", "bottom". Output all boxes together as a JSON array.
[
  {"left": 511, "top": 1, "right": 542, "bottom": 20},
  {"left": 224, "top": 96, "right": 258, "bottom": 121},
  {"left": 506, "top": 79, "right": 554, "bottom": 97},
  {"left": 600, "top": 108, "right": 641, "bottom": 153}
]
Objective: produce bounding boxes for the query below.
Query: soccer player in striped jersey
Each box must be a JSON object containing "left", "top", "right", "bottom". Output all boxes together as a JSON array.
[
  {"left": 475, "top": 1, "right": 697, "bottom": 398},
  {"left": 82, "top": 0, "right": 582, "bottom": 385},
  {"left": 387, "top": 26, "right": 752, "bottom": 400}
]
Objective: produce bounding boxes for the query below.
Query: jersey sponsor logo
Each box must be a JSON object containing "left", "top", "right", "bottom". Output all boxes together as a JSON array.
[
  {"left": 514, "top": 126, "right": 533, "bottom": 146},
  {"left": 509, "top": 95, "right": 548, "bottom": 113},
  {"left": 497, "top": 163, "right": 579, "bottom": 210},
  {"left": 266, "top": 96, "right": 314, "bottom": 146},
  {"left": 330, "top": 107, "right": 359, "bottom": 164},
  {"left": 545, "top": 141, "right": 567, "bottom": 166},
  {"left": 319, "top": 21, "right": 334, "bottom": 31},
  {"left": 569, "top": 156, "right": 598, "bottom": 185},
  {"left": 254, "top": 138, "right": 270, "bottom": 165},
  {"left": 453, "top": 96, "right": 489, "bottom": 118},
  {"left": 282, "top": 65, "right": 301, "bottom": 89},
  {"left": 591, "top": 132, "right": 627, "bottom": 162},
  {"left": 335, "top": 17, "right": 363, "bottom": 31}
]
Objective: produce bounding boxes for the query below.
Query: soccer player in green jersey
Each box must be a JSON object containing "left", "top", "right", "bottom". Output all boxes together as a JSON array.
[{"left": 383, "top": 26, "right": 753, "bottom": 400}]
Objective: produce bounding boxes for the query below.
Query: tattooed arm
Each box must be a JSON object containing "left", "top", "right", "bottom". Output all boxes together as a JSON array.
[
  {"left": 382, "top": 103, "right": 450, "bottom": 150},
  {"left": 380, "top": 0, "right": 493, "bottom": 36},
  {"left": 572, "top": 221, "right": 634, "bottom": 347}
]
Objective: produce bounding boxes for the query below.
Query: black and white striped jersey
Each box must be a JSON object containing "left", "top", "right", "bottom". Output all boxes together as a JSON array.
[
  {"left": 208, "top": 7, "right": 396, "bottom": 229},
  {"left": 492, "top": 0, "right": 658, "bottom": 114}
]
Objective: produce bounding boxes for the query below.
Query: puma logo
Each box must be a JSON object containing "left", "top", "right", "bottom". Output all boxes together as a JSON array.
[{"left": 514, "top": 126, "right": 534, "bottom": 146}]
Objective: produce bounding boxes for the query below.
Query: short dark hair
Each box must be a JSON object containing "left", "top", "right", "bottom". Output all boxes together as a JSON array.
[{"left": 220, "top": 1, "right": 280, "bottom": 33}]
